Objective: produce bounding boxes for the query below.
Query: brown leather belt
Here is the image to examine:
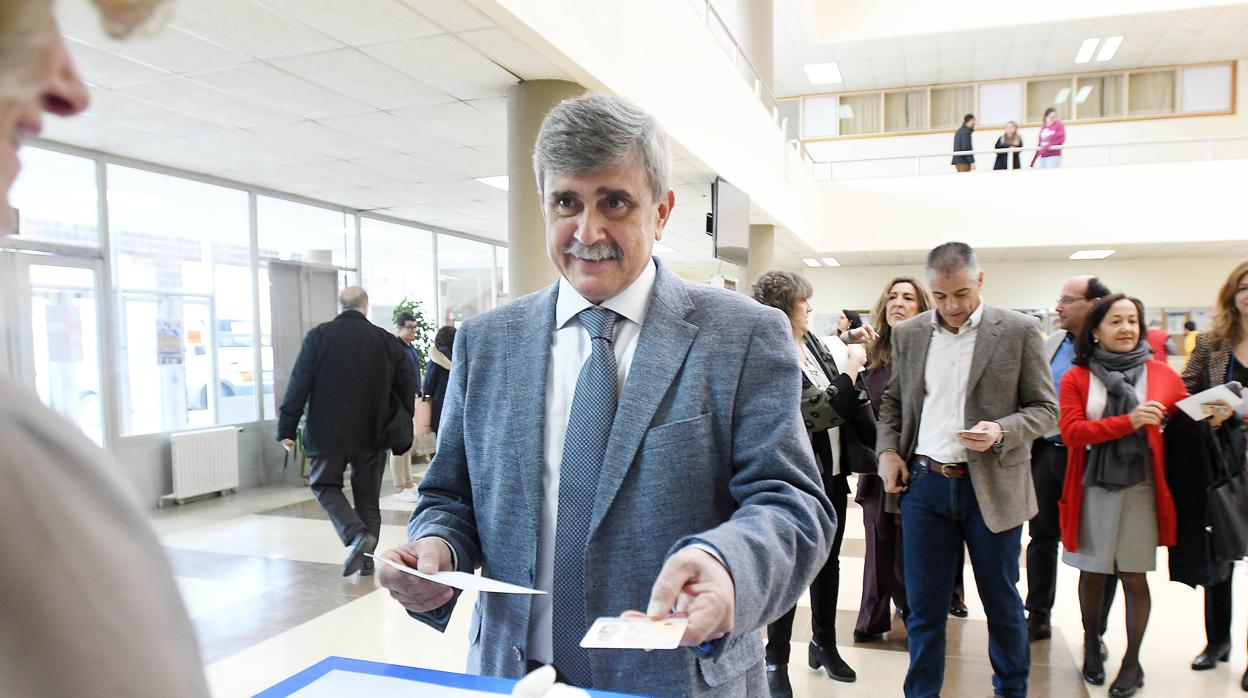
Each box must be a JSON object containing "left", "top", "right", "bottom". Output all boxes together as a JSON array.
[{"left": 913, "top": 454, "right": 969, "bottom": 479}]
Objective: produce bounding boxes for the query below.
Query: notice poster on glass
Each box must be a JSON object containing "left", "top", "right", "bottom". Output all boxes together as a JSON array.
[
  {"left": 45, "top": 305, "right": 83, "bottom": 362},
  {"left": 157, "top": 319, "right": 184, "bottom": 365}
]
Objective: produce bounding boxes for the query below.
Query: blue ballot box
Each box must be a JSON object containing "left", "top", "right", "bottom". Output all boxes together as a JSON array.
[{"left": 254, "top": 656, "right": 643, "bottom": 697}]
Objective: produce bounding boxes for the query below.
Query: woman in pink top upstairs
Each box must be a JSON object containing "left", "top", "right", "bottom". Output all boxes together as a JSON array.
[{"left": 1033, "top": 107, "right": 1066, "bottom": 168}]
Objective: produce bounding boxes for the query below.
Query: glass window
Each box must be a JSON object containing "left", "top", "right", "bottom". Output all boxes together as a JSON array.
[
  {"left": 978, "top": 81, "right": 1023, "bottom": 126},
  {"left": 1027, "top": 78, "right": 1073, "bottom": 122},
  {"left": 1181, "top": 64, "right": 1232, "bottom": 113},
  {"left": 108, "top": 165, "right": 255, "bottom": 434},
  {"left": 1075, "top": 75, "right": 1124, "bottom": 119},
  {"left": 778, "top": 99, "right": 801, "bottom": 140},
  {"left": 802, "top": 96, "right": 839, "bottom": 138},
  {"left": 930, "top": 86, "right": 974, "bottom": 129},
  {"left": 838, "top": 93, "right": 882, "bottom": 135},
  {"left": 1128, "top": 70, "right": 1176, "bottom": 116},
  {"left": 437, "top": 234, "right": 494, "bottom": 327},
  {"left": 257, "top": 196, "right": 354, "bottom": 269},
  {"left": 360, "top": 217, "right": 437, "bottom": 333},
  {"left": 9, "top": 147, "right": 99, "bottom": 247},
  {"left": 495, "top": 246, "right": 510, "bottom": 306},
  {"left": 884, "top": 90, "right": 927, "bottom": 132}
]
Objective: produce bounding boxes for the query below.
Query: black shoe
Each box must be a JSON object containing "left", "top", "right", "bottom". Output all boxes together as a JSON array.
[
  {"left": 808, "top": 641, "right": 856, "bottom": 683},
  {"left": 1192, "top": 643, "right": 1231, "bottom": 670},
  {"left": 359, "top": 559, "right": 375, "bottom": 576},
  {"left": 1082, "top": 641, "right": 1106, "bottom": 686},
  {"left": 1108, "top": 665, "right": 1143, "bottom": 698},
  {"left": 766, "top": 664, "right": 793, "bottom": 698},
  {"left": 1027, "top": 615, "right": 1052, "bottom": 642},
  {"left": 1241, "top": 667, "right": 1248, "bottom": 692},
  {"left": 949, "top": 601, "right": 969, "bottom": 618},
  {"left": 853, "top": 631, "right": 884, "bottom": 643},
  {"left": 342, "top": 532, "right": 378, "bottom": 577}
]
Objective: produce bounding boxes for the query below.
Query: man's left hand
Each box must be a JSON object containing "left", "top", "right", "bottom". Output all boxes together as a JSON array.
[
  {"left": 958, "top": 421, "right": 1003, "bottom": 452},
  {"left": 634, "top": 547, "right": 734, "bottom": 647}
]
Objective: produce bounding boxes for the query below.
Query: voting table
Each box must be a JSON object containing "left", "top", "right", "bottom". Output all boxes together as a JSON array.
[{"left": 254, "top": 656, "right": 643, "bottom": 697}]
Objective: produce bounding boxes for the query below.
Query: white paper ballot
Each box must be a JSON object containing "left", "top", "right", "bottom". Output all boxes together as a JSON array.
[
  {"left": 1177, "top": 384, "right": 1244, "bottom": 421},
  {"left": 955, "top": 429, "right": 1009, "bottom": 435},
  {"left": 366, "top": 553, "right": 546, "bottom": 595}
]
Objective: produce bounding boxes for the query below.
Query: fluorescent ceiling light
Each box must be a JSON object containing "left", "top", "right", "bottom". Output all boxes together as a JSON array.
[
  {"left": 475, "top": 175, "right": 508, "bottom": 191},
  {"left": 1097, "top": 36, "right": 1123, "bottom": 62},
  {"left": 803, "top": 62, "right": 842, "bottom": 85},
  {"left": 1054, "top": 87, "right": 1071, "bottom": 104},
  {"left": 802, "top": 258, "right": 822, "bottom": 267},
  {"left": 652, "top": 241, "right": 675, "bottom": 255},
  {"left": 1075, "top": 85, "right": 1094, "bottom": 104},
  {"left": 820, "top": 257, "right": 841, "bottom": 267},
  {"left": 1075, "top": 37, "right": 1100, "bottom": 64},
  {"left": 1069, "top": 249, "right": 1116, "bottom": 260}
]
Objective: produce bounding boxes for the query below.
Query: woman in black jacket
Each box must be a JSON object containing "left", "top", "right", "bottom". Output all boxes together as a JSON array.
[
  {"left": 1181, "top": 261, "right": 1248, "bottom": 686},
  {"left": 421, "top": 325, "right": 456, "bottom": 435},
  {"left": 994, "top": 121, "right": 1024, "bottom": 170},
  {"left": 753, "top": 270, "right": 876, "bottom": 698}
]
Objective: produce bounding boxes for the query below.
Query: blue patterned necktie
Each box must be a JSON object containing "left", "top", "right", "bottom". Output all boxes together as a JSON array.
[{"left": 551, "top": 306, "right": 620, "bottom": 687}]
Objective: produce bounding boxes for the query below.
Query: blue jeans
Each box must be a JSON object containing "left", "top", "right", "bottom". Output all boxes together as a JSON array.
[{"left": 900, "top": 462, "right": 1029, "bottom": 698}]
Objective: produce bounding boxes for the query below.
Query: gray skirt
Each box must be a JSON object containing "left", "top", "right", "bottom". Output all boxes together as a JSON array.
[{"left": 1062, "top": 481, "right": 1159, "bottom": 574}]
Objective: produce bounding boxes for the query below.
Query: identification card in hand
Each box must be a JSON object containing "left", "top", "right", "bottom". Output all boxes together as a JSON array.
[
  {"left": 579, "top": 617, "right": 688, "bottom": 650},
  {"left": 955, "top": 429, "right": 1009, "bottom": 435}
]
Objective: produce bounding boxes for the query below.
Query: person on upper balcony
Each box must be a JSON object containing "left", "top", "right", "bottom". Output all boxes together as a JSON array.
[
  {"left": 1033, "top": 108, "right": 1066, "bottom": 168},
  {"left": 952, "top": 113, "right": 976, "bottom": 173}
]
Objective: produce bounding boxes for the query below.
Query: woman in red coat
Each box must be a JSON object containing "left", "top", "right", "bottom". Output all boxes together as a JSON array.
[{"left": 1058, "top": 294, "right": 1188, "bottom": 697}]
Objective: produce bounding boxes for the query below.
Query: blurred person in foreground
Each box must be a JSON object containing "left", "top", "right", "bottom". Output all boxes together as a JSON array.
[
  {"left": 0, "top": 1, "right": 209, "bottom": 696},
  {"left": 375, "top": 94, "right": 833, "bottom": 696}
]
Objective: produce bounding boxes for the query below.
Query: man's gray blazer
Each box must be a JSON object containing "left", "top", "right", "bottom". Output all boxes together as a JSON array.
[
  {"left": 875, "top": 305, "right": 1058, "bottom": 533},
  {"left": 407, "top": 259, "right": 835, "bottom": 697}
]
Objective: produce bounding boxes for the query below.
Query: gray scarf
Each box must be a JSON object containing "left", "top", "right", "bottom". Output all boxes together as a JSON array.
[{"left": 1084, "top": 342, "right": 1153, "bottom": 491}]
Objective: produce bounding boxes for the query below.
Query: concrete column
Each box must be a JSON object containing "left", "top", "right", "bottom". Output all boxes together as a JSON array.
[
  {"left": 507, "top": 79, "right": 585, "bottom": 298},
  {"left": 743, "top": 224, "right": 775, "bottom": 295},
  {"left": 736, "top": 0, "right": 774, "bottom": 95}
]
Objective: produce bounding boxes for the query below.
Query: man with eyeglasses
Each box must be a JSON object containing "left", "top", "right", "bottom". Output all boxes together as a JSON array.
[{"left": 1025, "top": 275, "right": 1118, "bottom": 648}]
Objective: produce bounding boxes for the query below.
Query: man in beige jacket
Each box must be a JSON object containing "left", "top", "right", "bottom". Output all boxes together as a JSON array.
[{"left": 877, "top": 242, "right": 1057, "bottom": 698}]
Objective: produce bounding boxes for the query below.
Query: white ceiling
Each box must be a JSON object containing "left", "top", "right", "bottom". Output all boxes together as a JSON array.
[
  {"left": 774, "top": 2, "right": 1248, "bottom": 96},
  {"left": 791, "top": 240, "right": 1248, "bottom": 268}
]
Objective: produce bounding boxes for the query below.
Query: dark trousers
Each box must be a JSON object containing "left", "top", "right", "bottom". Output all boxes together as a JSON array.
[
  {"left": 901, "top": 464, "right": 1029, "bottom": 698},
  {"left": 766, "top": 479, "right": 848, "bottom": 664},
  {"left": 309, "top": 450, "right": 387, "bottom": 546},
  {"left": 856, "top": 474, "right": 909, "bottom": 635},
  {"left": 1206, "top": 573, "right": 1234, "bottom": 645},
  {"left": 1026, "top": 439, "right": 1117, "bottom": 633}
]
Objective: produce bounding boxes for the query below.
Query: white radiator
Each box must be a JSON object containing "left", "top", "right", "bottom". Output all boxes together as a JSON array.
[{"left": 161, "top": 426, "right": 240, "bottom": 505}]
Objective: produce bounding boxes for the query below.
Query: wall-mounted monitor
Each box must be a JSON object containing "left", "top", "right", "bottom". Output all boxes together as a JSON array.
[{"left": 710, "top": 177, "right": 749, "bottom": 267}]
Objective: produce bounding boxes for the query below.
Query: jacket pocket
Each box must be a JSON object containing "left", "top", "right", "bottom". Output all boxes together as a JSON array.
[
  {"left": 697, "top": 632, "right": 762, "bottom": 688},
  {"left": 643, "top": 412, "right": 711, "bottom": 450}
]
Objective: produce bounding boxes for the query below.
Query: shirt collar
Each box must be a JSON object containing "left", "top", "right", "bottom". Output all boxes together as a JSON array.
[
  {"left": 556, "top": 257, "right": 657, "bottom": 330},
  {"left": 931, "top": 300, "right": 985, "bottom": 332}
]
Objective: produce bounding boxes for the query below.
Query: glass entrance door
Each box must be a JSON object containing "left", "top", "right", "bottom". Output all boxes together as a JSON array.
[{"left": 20, "top": 257, "right": 106, "bottom": 445}]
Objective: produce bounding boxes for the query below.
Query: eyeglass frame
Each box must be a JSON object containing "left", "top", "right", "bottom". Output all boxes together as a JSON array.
[{"left": 1055, "top": 296, "right": 1088, "bottom": 307}]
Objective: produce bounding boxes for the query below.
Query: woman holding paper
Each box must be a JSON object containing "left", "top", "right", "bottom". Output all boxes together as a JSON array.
[
  {"left": 1182, "top": 260, "right": 1248, "bottom": 685},
  {"left": 1058, "top": 294, "right": 1188, "bottom": 696}
]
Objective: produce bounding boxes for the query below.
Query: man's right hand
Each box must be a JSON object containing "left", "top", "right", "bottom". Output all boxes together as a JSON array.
[
  {"left": 378, "top": 537, "right": 455, "bottom": 613},
  {"left": 879, "top": 450, "right": 910, "bottom": 493}
]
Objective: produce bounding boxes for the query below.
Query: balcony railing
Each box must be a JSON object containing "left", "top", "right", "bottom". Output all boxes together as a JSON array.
[{"left": 812, "top": 135, "right": 1248, "bottom": 181}]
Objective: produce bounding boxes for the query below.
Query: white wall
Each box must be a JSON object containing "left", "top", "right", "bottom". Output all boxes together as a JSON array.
[{"left": 802, "top": 256, "right": 1244, "bottom": 312}]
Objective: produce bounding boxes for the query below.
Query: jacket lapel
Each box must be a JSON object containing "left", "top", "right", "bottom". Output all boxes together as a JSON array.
[
  {"left": 966, "top": 306, "right": 1003, "bottom": 394},
  {"left": 506, "top": 285, "right": 557, "bottom": 534},
  {"left": 906, "top": 312, "right": 933, "bottom": 421},
  {"left": 589, "top": 262, "right": 698, "bottom": 537}
]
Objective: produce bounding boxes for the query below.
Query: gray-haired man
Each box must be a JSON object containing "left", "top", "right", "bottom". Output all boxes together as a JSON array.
[{"left": 377, "top": 94, "right": 834, "bottom": 695}]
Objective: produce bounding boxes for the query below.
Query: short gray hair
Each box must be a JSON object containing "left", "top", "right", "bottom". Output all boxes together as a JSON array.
[
  {"left": 926, "top": 242, "right": 981, "bottom": 277},
  {"left": 532, "top": 93, "right": 671, "bottom": 202},
  {"left": 339, "top": 286, "right": 368, "bottom": 312}
]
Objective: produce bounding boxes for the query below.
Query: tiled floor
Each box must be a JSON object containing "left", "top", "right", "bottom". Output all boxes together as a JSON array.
[{"left": 153, "top": 475, "right": 1248, "bottom": 697}]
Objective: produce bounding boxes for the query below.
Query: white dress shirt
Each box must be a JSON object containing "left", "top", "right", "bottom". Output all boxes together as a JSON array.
[
  {"left": 527, "top": 259, "right": 656, "bottom": 664},
  {"left": 915, "top": 302, "right": 985, "bottom": 463}
]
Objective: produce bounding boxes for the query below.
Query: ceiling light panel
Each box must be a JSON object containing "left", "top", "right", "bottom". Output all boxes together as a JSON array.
[
  {"left": 1069, "top": 249, "right": 1116, "bottom": 259},
  {"left": 802, "top": 258, "right": 822, "bottom": 267},
  {"left": 803, "top": 62, "right": 843, "bottom": 85},
  {"left": 1075, "top": 37, "right": 1100, "bottom": 64},
  {"left": 1097, "top": 36, "right": 1123, "bottom": 62}
]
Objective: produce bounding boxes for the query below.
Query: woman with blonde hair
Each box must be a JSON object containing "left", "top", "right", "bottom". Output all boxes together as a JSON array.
[
  {"left": 1183, "top": 260, "right": 1248, "bottom": 687},
  {"left": 994, "top": 121, "right": 1024, "bottom": 170}
]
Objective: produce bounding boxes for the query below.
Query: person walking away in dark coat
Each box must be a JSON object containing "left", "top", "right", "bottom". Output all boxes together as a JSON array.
[
  {"left": 952, "top": 114, "right": 976, "bottom": 172},
  {"left": 994, "top": 121, "right": 1024, "bottom": 170},
  {"left": 422, "top": 325, "right": 456, "bottom": 437},
  {"left": 278, "top": 286, "right": 416, "bottom": 576}
]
